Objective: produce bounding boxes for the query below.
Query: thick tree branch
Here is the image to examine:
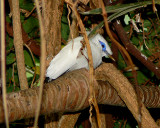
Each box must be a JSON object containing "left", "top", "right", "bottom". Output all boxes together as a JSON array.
[
  {"left": 42, "top": 1, "right": 65, "bottom": 127},
  {"left": 1, "top": 1, "right": 9, "bottom": 127},
  {"left": 43, "top": 0, "right": 65, "bottom": 65},
  {"left": 12, "top": 0, "right": 28, "bottom": 90},
  {"left": 95, "top": 63, "right": 158, "bottom": 128},
  {"left": 0, "top": 64, "right": 159, "bottom": 127}
]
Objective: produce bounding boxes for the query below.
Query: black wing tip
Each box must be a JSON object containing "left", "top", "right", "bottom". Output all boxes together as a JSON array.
[{"left": 44, "top": 77, "right": 54, "bottom": 83}]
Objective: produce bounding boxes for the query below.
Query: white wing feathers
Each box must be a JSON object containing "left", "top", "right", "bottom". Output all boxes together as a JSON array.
[{"left": 46, "top": 37, "right": 83, "bottom": 79}]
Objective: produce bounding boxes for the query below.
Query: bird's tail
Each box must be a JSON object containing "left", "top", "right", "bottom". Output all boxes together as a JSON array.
[{"left": 44, "top": 77, "right": 53, "bottom": 83}]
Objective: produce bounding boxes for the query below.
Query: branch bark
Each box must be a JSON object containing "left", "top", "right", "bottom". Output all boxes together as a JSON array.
[
  {"left": 42, "top": 1, "right": 65, "bottom": 127},
  {"left": 57, "top": 113, "right": 80, "bottom": 128},
  {"left": 12, "top": 0, "right": 28, "bottom": 90},
  {"left": 95, "top": 63, "right": 158, "bottom": 128},
  {"left": 113, "top": 21, "right": 160, "bottom": 79},
  {"left": 43, "top": 0, "right": 65, "bottom": 65},
  {"left": 0, "top": 64, "right": 159, "bottom": 127}
]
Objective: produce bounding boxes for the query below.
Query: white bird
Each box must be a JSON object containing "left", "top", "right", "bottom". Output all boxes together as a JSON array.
[{"left": 46, "top": 33, "right": 112, "bottom": 80}]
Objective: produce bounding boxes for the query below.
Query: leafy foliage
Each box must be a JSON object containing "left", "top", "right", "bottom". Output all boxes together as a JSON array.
[
  {"left": 22, "top": 17, "right": 39, "bottom": 34},
  {"left": 61, "top": 4, "right": 70, "bottom": 41},
  {"left": 86, "top": 2, "right": 160, "bottom": 87}
]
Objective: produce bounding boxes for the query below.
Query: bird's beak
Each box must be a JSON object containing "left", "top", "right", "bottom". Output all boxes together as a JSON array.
[
  {"left": 108, "top": 55, "right": 115, "bottom": 61},
  {"left": 104, "top": 50, "right": 115, "bottom": 61}
]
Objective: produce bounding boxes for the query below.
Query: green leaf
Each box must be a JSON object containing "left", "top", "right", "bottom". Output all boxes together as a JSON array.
[
  {"left": 61, "top": 3, "right": 70, "bottom": 41},
  {"left": 62, "top": 3, "right": 68, "bottom": 16},
  {"left": 114, "top": 120, "right": 132, "bottom": 128},
  {"left": 14, "top": 74, "right": 19, "bottom": 85},
  {"left": 35, "top": 56, "right": 40, "bottom": 66},
  {"left": 131, "top": 36, "right": 140, "bottom": 46},
  {"left": 7, "top": 85, "right": 20, "bottom": 93},
  {"left": 6, "top": 15, "right": 11, "bottom": 23},
  {"left": 6, "top": 53, "right": 16, "bottom": 65},
  {"left": 6, "top": 34, "right": 14, "bottom": 50},
  {"left": 138, "top": 34, "right": 143, "bottom": 43},
  {"left": 81, "top": 2, "right": 142, "bottom": 15},
  {"left": 146, "top": 39, "right": 155, "bottom": 49},
  {"left": 138, "top": 71, "right": 150, "bottom": 84},
  {"left": 123, "top": 71, "right": 149, "bottom": 85},
  {"left": 77, "top": 125, "right": 83, "bottom": 128},
  {"left": 81, "top": 1, "right": 160, "bottom": 15},
  {"left": 23, "top": 17, "right": 39, "bottom": 33},
  {"left": 107, "top": 5, "right": 144, "bottom": 22},
  {"left": 61, "top": 22, "right": 70, "bottom": 41},
  {"left": 117, "top": 52, "right": 127, "bottom": 70},
  {"left": 6, "top": 67, "right": 12, "bottom": 83},
  {"left": 143, "top": 20, "right": 151, "bottom": 28},
  {"left": 24, "top": 50, "right": 34, "bottom": 67},
  {"left": 124, "top": 14, "right": 130, "bottom": 25},
  {"left": 19, "top": 0, "right": 34, "bottom": 11},
  {"left": 20, "top": 14, "right": 25, "bottom": 23},
  {"left": 61, "top": 15, "right": 68, "bottom": 24},
  {"left": 141, "top": 49, "right": 152, "bottom": 57},
  {"left": 28, "top": 29, "right": 39, "bottom": 38},
  {"left": 123, "top": 25, "right": 131, "bottom": 32}
]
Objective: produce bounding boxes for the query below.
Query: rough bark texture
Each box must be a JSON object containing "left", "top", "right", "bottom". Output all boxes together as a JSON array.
[
  {"left": 68, "top": 13, "right": 79, "bottom": 41},
  {"left": 42, "top": 1, "right": 65, "bottom": 127},
  {"left": 95, "top": 63, "right": 158, "bottom": 128},
  {"left": 43, "top": 0, "right": 65, "bottom": 63},
  {"left": 0, "top": 64, "right": 159, "bottom": 127},
  {"left": 57, "top": 113, "right": 81, "bottom": 128},
  {"left": 12, "top": 0, "right": 28, "bottom": 90}
]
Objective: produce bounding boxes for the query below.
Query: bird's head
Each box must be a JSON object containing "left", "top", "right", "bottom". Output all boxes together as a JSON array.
[
  {"left": 93, "top": 34, "right": 112, "bottom": 56},
  {"left": 98, "top": 39, "right": 115, "bottom": 61},
  {"left": 90, "top": 33, "right": 114, "bottom": 61},
  {"left": 99, "top": 40, "right": 112, "bottom": 57}
]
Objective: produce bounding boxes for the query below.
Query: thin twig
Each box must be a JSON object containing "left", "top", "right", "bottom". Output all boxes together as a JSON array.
[
  {"left": 1, "top": 0, "right": 9, "bottom": 127},
  {"left": 34, "top": 0, "right": 46, "bottom": 127},
  {"left": 152, "top": 0, "right": 159, "bottom": 21},
  {"left": 67, "top": 4, "right": 75, "bottom": 49}
]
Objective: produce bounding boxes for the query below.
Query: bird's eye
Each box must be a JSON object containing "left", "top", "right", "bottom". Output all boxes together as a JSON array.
[{"left": 99, "top": 40, "right": 106, "bottom": 51}]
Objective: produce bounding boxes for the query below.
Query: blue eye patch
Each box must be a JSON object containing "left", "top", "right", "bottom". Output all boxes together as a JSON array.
[{"left": 99, "top": 40, "right": 106, "bottom": 51}]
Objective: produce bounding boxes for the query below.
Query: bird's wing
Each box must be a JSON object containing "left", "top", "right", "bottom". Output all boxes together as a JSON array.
[
  {"left": 46, "top": 37, "right": 83, "bottom": 79},
  {"left": 69, "top": 42, "right": 102, "bottom": 71}
]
